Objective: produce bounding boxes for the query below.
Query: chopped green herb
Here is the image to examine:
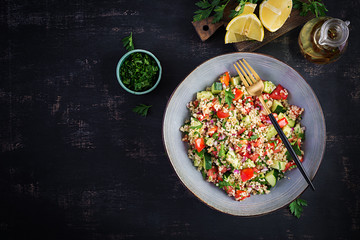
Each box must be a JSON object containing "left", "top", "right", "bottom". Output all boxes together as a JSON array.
[
  {"left": 120, "top": 52, "right": 159, "bottom": 92},
  {"left": 225, "top": 90, "right": 235, "bottom": 107},
  {"left": 289, "top": 198, "right": 308, "bottom": 218},
  {"left": 217, "top": 180, "right": 231, "bottom": 188},
  {"left": 250, "top": 135, "right": 258, "bottom": 140},
  {"left": 122, "top": 33, "right": 134, "bottom": 51},
  {"left": 132, "top": 104, "right": 152, "bottom": 117},
  {"left": 204, "top": 152, "right": 212, "bottom": 170},
  {"left": 292, "top": 143, "right": 302, "bottom": 156}
]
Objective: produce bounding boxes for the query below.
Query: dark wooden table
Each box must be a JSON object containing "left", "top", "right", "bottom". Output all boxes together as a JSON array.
[{"left": 1, "top": 0, "right": 359, "bottom": 239}]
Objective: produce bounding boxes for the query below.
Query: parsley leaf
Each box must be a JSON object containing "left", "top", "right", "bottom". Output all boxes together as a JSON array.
[
  {"left": 132, "top": 104, "right": 152, "bottom": 117},
  {"left": 217, "top": 180, "right": 231, "bottom": 188},
  {"left": 225, "top": 90, "right": 235, "bottom": 107},
  {"left": 289, "top": 198, "right": 308, "bottom": 218},
  {"left": 122, "top": 33, "right": 134, "bottom": 51},
  {"left": 194, "top": 0, "right": 230, "bottom": 23},
  {"left": 213, "top": 0, "right": 230, "bottom": 23},
  {"left": 293, "top": 0, "right": 328, "bottom": 18},
  {"left": 250, "top": 135, "right": 258, "bottom": 140}
]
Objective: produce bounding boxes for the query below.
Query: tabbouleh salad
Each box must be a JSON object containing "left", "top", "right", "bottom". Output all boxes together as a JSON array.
[{"left": 180, "top": 72, "right": 305, "bottom": 201}]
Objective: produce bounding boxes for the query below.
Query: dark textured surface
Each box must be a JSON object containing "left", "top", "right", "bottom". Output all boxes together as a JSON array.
[{"left": 0, "top": 0, "right": 359, "bottom": 239}]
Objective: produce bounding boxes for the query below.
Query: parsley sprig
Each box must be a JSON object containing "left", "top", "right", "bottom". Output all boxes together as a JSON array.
[
  {"left": 122, "top": 32, "right": 134, "bottom": 51},
  {"left": 289, "top": 198, "right": 307, "bottom": 218},
  {"left": 293, "top": 0, "right": 328, "bottom": 18},
  {"left": 132, "top": 104, "right": 152, "bottom": 117},
  {"left": 224, "top": 89, "right": 235, "bottom": 107},
  {"left": 194, "top": 0, "right": 230, "bottom": 23},
  {"left": 229, "top": 0, "right": 259, "bottom": 18}
]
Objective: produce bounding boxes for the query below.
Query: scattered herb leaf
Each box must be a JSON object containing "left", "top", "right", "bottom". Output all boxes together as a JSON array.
[
  {"left": 293, "top": 0, "right": 328, "bottom": 18},
  {"left": 289, "top": 198, "right": 308, "bottom": 218},
  {"left": 213, "top": 0, "right": 230, "bottom": 23},
  {"left": 225, "top": 89, "right": 235, "bottom": 107},
  {"left": 132, "top": 104, "right": 152, "bottom": 117},
  {"left": 122, "top": 33, "right": 134, "bottom": 51},
  {"left": 204, "top": 152, "right": 213, "bottom": 170},
  {"left": 250, "top": 135, "right": 259, "bottom": 140}
]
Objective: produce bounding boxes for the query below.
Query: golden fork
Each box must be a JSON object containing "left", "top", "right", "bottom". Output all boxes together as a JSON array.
[{"left": 234, "top": 59, "right": 315, "bottom": 191}]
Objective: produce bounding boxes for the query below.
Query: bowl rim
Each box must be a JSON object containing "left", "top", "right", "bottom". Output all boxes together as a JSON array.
[
  {"left": 116, "top": 49, "right": 162, "bottom": 95},
  {"left": 162, "top": 52, "right": 326, "bottom": 216}
]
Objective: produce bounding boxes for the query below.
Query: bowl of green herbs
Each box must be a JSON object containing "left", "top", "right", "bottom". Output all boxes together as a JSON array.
[{"left": 116, "top": 49, "right": 162, "bottom": 95}]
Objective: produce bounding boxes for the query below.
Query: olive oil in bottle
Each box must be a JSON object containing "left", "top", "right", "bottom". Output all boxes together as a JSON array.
[{"left": 298, "top": 17, "right": 350, "bottom": 64}]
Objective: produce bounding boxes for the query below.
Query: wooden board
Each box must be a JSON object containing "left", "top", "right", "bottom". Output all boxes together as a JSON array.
[{"left": 192, "top": 6, "right": 314, "bottom": 52}]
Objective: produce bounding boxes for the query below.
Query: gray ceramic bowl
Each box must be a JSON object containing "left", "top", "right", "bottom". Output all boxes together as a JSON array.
[{"left": 163, "top": 52, "right": 326, "bottom": 216}]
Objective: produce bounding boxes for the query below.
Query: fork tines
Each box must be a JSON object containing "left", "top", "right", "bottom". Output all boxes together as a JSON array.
[{"left": 233, "top": 59, "right": 261, "bottom": 87}]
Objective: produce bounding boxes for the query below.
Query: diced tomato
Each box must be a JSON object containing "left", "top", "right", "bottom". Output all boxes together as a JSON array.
[
  {"left": 249, "top": 153, "right": 260, "bottom": 162},
  {"left": 224, "top": 186, "right": 235, "bottom": 196},
  {"left": 220, "top": 72, "right": 230, "bottom": 86},
  {"left": 234, "top": 144, "right": 242, "bottom": 152},
  {"left": 224, "top": 104, "right": 235, "bottom": 111},
  {"left": 278, "top": 117, "right": 288, "bottom": 128},
  {"left": 219, "top": 166, "right": 227, "bottom": 174},
  {"left": 235, "top": 190, "right": 249, "bottom": 201},
  {"left": 248, "top": 131, "right": 253, "bottom": 137},
  {"left": 273, "top": 148, "right": 282, "bottom": 153},
  {"left": 267, "top": 142, "right": 275, "bottom": 150},
  {"left": 244, "top": 96, "right": 254, "bottom": 105},
  {"left": 239, "top": 139, "right": 248, "bottom": 145},
  {"left": 194, "top": 138, "right": 205, "bottom": 152},
  {"left": 238, "top": 128, "right": 246, "bottom": 135},
  {"left": 253, "top": 139, "right": 261, "bottom": 147},
  {"left": 269, "top": 84, "right": 288, "bottom": 100},
  {"left": 240, "top": 168, "right": 254, "bottom": 182},
  {"left": 197, "top": 114, "right": 208, "bottom": 121},
  {"left": 283, "top": 161, "right": 296, "bottom": 172},
  {"left": 217, "top": 109, "right": 230, "bottom": 119},
  {"left": 193, "top": 100, "right": 199, "bottom": 108},
  {"left": 217, "top": 175, "right": 223, "bottom": 181},
  {"left": 207, "top": 166, "right": 218, "bottom": 181},
  {"left": 272, "top": 113, "right": 278, "bottom": 121},
  {"left": 234, "top": 88, "right": 244, "bottom": 101},
  {"left": 300, "top": 156, "right": 304, "bottom": 162},
  {"left": 260, "top": 114, "right": 270, "bottom": 124},
  {"left": 208, "top": 126, "right": 218, "bottom": 136},
  {"left": 262, "top": 93, "right": 270, "bottom": 100},
  {"left": 212, "top": 151, "right": 218, "bottom": 157}
]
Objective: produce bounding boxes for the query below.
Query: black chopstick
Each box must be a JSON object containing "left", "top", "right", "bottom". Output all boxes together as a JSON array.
[{"left": 268, "top": 113, "right": 315, "bottom": 191}]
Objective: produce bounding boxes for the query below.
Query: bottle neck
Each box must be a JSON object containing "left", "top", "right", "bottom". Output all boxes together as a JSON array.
[{"left": 315, "top": 18, "right": 350, "bottom": 49}]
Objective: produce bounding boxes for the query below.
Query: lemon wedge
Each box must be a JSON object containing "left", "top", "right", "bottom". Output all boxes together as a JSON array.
[
  {"left": 225, "top": 31, "right": 250, "bottom": 44},
  {"left": 235, "top": 2, "right": 257, "bottom": 14},
  {"left": 259, "top": 0, "right": 292, "bottom": 32},
  {"left": 226, "top": 13, "right": 264, "bottom": 42}
]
